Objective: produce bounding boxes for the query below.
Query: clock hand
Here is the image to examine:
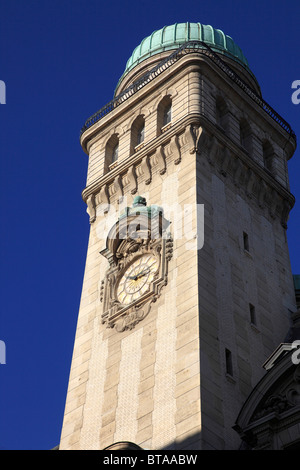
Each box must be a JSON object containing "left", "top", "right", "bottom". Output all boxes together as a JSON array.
[
  {"left": 127, "top": 269, "right": 150, "bottom": 281},
  {"left": 136, "top": 268, "right": 150, "bottom": 279}
]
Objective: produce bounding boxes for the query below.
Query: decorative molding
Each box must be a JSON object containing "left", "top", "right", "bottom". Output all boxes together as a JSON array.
[
  {"left": 170, "top": 134, "right": 181, "bottom": 165},
  {"left": 185, "top": 124, "right": 197, "bottom": 154},
  {"left": 86, "top": 194, "right": 96, "bottom": 224},
  {"left": 83, "top": 116, "right": 295, "bottom": 227},
  {"left": 195, "top": 126, "right": 207, "bottom": 153},
  {"left": 251, "top": 364, "right": 300, "bottom": 422},
  {"left": 113, "top": 174, "right": 123, "bottom": 202},
  {"left": 100, "top": 198, "right": 172, "bottom": 331},
  {"left": 125, "top": 165, "right": 138, "bottom": 195},
  {"left": 234, "top": 353, "right": 300, "bottom": 450},
  {"left": 202, "top": 127, "right": 295, "bottom": 228},
  {"left": 155, "top": 145, "right": 166, "bottom": 175},
  {"left": 98, "top": 185, "right": 109, "bottom": 213},
  {"left": 140, "top": 155, "right": 152, "bottom": 185}
]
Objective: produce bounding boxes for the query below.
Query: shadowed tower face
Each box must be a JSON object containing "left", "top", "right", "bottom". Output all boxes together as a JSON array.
[{"left": 59, "top": 22, "right": 297, "bottom": 450}]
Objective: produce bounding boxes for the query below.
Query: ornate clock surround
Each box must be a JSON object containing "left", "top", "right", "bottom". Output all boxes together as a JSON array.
[{"left": 100, "top": 197, "right": 173, "bottom": 332}]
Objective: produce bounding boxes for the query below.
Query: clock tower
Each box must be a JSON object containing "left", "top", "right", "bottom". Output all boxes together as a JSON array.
[{"left": 59, "top": 23, "right": 297, "bottom": 450}]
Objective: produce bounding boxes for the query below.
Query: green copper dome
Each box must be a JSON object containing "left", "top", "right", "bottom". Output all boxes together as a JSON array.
[{"left": 122, "top": 22, "right": 251, "bottom": 78}]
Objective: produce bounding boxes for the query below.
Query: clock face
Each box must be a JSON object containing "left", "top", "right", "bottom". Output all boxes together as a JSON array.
[{"left": 117, "top": 254, "right": 159, "bottom": 305}]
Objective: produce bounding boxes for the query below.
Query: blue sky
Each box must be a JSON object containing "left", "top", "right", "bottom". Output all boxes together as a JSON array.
[{"left": 0, "top": 0, "right": 299, "bottom": 450}]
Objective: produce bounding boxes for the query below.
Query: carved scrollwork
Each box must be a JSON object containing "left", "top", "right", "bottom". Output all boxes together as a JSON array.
[
  {"left": 251, "top": 364, "right": 300, "bottom": 422},
  {"left": 100, "top": 197, "right": 172, "bottom": 332},
  {"left": 155, "top": 145, "right": 166, "bottom": 175},
  {"left": 115, "top": 305, "right": 149, "bottom": 333},
  {"left": 170, "top": 135, "right": 181, "bottom": 165},
  {"left": 185, "top": 124, "right": 197, "bottom": 154},
  {"left": 100, "top": 279, "right": 105, "bottom": 302},
  {"left": 165, "top": 235, "right": 173, "bottom": 261},
  {"left": 86, "top": 194, "right": 96, "bottom": 223}
]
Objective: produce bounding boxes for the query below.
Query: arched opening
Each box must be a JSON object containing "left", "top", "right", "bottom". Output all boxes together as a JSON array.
[
  {"left": 105, "top": 134, "right": 119, "bottom": 172},
  {"left": 157, "top": 95, "right": 172, "bottom": 135},
  {"left": 262, "top": 140, "right": 274, "bottom": 174},
  {"left": 131, "top": 115, "right": 145, "bottom": 153},
  {"left": 215, "top": 96, "right": 228, "bottom": 132}
]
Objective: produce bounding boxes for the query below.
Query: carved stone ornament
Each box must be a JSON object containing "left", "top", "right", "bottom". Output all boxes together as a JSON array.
[
  {"left": 251, "top": 364, "right": 300, "bottom": 422},
  {"left": 100, "top": 196, "right": 173, "bottom": 332}
]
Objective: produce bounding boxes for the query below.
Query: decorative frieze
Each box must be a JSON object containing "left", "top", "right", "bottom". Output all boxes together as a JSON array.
[
  {"left": 83, "top": 119, "right": 294, "bottom": 230},
  {"left": 124, "top": 166, "right": 138, "bottom": 195}
]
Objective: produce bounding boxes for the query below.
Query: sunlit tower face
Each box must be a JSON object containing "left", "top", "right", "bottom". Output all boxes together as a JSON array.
[{"left": 59, "top": 22, "right": 297, "bottom": 451}]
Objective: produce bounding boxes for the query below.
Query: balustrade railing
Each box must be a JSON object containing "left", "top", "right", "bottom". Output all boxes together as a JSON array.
[{"left": 80, "top": 41, "right": 296, "bottom": 144}]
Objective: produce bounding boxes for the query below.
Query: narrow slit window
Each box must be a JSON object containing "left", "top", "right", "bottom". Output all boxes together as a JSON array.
[
  {"left": 249, "top": 303, "right": 256, "bottom": 325},
  {"left": 243, "top": 232, "right": 249, "bottom": 252},
  {"left": 225, "top": 348, "right": 233, "bottom": 376}
]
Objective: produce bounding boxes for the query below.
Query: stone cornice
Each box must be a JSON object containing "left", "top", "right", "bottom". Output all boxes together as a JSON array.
[
  {"left": 81, "top": 113, "right": 196, "bottom": 202},
  {"left": 80, "top": 49, "right": 295, "bottom": 157},
  {"left": 80, "top": 58, "right": 201, "bottom": 154},
  {"left": 201, "top": 114, "right": 295, "bottom": 206},
  {"left": 82, "top": 113, "right": 295, "bottom": 230}
]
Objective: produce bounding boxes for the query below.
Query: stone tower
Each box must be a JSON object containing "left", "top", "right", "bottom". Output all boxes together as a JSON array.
[{"left": 59, "top": 23, "right": 297, "bottom": 450}]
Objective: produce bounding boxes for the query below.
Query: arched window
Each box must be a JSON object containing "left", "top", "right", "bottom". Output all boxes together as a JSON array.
[
  {"left": 105, "top": 134, "right": 119, "bottom": 172},
  {"left": 240, "top": 119, "right": 252, "bottom": 154},
  {"left": 157, "top": 95, "right": 172, "bottom": 134},
  {"left": 130, "top": 115, "right": 145, "bottom": 153},
  {"left": 137, "top": 122, "right": 145, "bottom": 145},
  {"left": 163, "top": 101, "right": 172, "bottom": 126},
  {"left": 215, "top": 96, "right": 228, "bottom": 132},
  {"left": 112, "top": 142, "right": 119, "bottom": 163},
  {"left": 262, "top": 140, "right": 274, "bottom": 174}
]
